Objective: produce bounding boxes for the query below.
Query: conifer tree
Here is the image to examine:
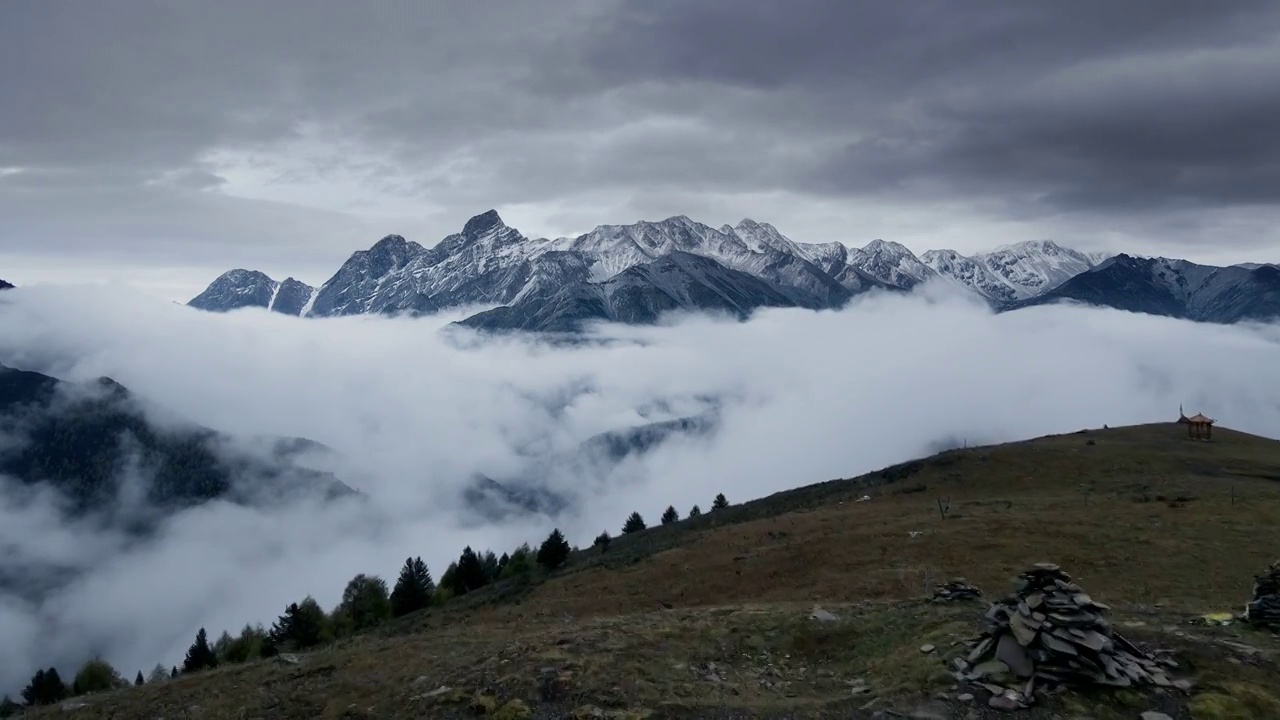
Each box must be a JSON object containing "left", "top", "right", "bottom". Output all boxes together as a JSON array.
[
  {"left": 536, "top": 528, "right": 571, "bottom": 570},
  {"left": 18, "top": 671, "right": 42, "bottom": 706},
  {"left": 390, "top": 556, "right": 435, "bottom": 617},
  {"left": 223, "top": 624, "right": 268, "bottom": 664},
  {"left": 259, "top": 633, "right": 280, "bottom": 659},
  {"left": 439, "top": 561, "right": 460, "bottom": 595},
  {"left": 500, "top": 544, "right": 535, "bottom": 579},
  {"left": 135, "top": 671, "right": 145, "bottom": 686},
  {"left": 689, "top": 504, "right": 702, "bottom": 517},
  {"left": 594, "top": 530, "right": 611, "bottom": 552},
  {"left": 212, "top": 630, "right": 234, "bottom": 660},
  {"left": 454, "top": 546, "right": 488, "bottom": 594},
  {"left": 480, "top": 550, "right": 500, "bottom": 582},
  {"left": 182, "top": 628, "right": 218, "bottom": 674},
  {"left": 0, "top": 695, "right": 20, "bottom": 718},
  {"left": 712, "top": 493, "right": 729, "bottom": 510},
  {"left": 147, "top": 664, "right": 169, "bottom": 684},
  {"left": 22, "top": 667, "right": 68, "bottom": 705},
  {"left": 170, "top": 667, "right": 178, "bottom": 679},
  {"left": 661, "top": 505, "right": 679, "bottom": 524},
  {"left": 622, "top": 511, "right": 646, "bottom": 534},
  {"left": 269, "top": 597, "right": 327, "bottom": 650}
]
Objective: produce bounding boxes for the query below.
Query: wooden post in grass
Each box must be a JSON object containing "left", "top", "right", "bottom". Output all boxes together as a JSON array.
[{"left": 936, "top": 497, "right": 950, "bottom": 520}]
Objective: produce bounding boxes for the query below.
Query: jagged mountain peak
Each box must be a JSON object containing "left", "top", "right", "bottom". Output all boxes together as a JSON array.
[
  {"left": 730, "top": 218, "right": 796, "bottom": 254},
  {"left": 923, "top": 240, "right": 1107, "bottom": 302},
  {"left": 920, "top": 248, "right": 962, "bottom": 262},
  {"left": 186, "top": 268, "right": 318, "bottom": 315},
  {"left": 217, "top": 268, "right": 274, "bottom": 283},
  {"left": 847, "top": 239, "right": 934, "bottom": 289},
  {"left": 990, "top": 239, "right": 1067, "bottom": 255},
  {"left": 462, "top": 209, "right": 506, "bottom": 237},
  {"left": 369, "top": 234, "right": 418, "bottom": 252},
  {"left": 658, "top": 214, "right": 697, "bottom": 226},
  {"left": 859, "top": 239, "right": 913, "bottom": 256},
  {"left": 188, "top": 269, "right": 279, "bottom": 312},
  {"left": 1, "top": 278, "right": 15, "bottom": 290}
]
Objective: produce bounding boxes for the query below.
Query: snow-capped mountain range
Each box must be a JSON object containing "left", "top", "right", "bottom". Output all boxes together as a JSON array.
[{"left": 188, "top": 210, "right": 1277, "bottom": 329}]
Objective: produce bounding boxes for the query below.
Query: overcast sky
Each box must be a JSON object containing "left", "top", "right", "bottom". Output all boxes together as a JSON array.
[{"left": 3, "top": 0, "right": 1279, "bottom": 300}]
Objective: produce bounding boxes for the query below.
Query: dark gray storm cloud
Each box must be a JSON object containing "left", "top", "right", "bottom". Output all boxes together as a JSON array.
[
  {"left": 2, "top": 0, "right": 1278, "bottom": 296},
  {"left": 583, "top": 1, "right": 1280, "bottom": 210}
]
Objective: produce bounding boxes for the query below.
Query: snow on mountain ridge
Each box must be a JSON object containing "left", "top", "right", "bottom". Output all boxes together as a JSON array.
[
  {"left": 922, "top": 240, "right": 1109, "bottom": 302},
  {"left": 847, "top": 239, "right": 937, "bottom": 289},
  {"left": 190, "top": 209, "right": 1122, "bottom": 319},
  {"left": 528, "top": 214, "right": 856, "bottom": 308},
  {"left": 459, "top": 252, "right": 799, "bottom": 332}
]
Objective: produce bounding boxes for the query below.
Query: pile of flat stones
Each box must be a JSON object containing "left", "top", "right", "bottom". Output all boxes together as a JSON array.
[
  {"left": 932, "top": 579, "right": 983, "bottom": 603},
  {"left": 1244, "top": 560, "right": 1280, "bottom": 628},
  {"left": 950, "top": 563, "right": 1183, "bottom": 711}
]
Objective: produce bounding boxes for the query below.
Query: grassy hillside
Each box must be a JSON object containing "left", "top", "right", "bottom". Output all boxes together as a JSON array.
[{"left": 32, "top": 422, "right": 1280, "bottom": 719}]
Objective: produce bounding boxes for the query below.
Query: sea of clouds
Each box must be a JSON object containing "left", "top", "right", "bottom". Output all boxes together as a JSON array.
[{"left": 1, "top": 280, "right": 1279, "bottom": 693}]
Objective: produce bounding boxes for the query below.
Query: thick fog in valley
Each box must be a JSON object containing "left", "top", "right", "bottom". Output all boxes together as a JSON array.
[{"left": 1, "top": 282, "right": 1279, "bottom": 693}]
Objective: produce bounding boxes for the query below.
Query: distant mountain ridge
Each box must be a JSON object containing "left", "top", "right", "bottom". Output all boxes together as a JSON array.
[
  {"left": 0, "top": 278, "right": 13, "bottom": 290},
  {"left": 1017, "top": 254, "right": 1280, "bottom": 323},
  {"left": 920, "top": 240, "right": 1109, "bottom": 303},
  {"left": 459, "top": 252, "right": 804, "bottom": 332},
  {"left": 188, "top": 210, "right": 1275, "bottom": 329},
  {"left": 189, "top": 270, "right": 317, "bottom": 315},
  {"left": 0, "top": 363, "right": 354, "bottom": 520}
]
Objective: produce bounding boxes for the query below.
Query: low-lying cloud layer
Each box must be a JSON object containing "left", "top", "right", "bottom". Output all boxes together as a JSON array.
[{"left": 1, "top": 283, "right": 1279, "bottom": 693}]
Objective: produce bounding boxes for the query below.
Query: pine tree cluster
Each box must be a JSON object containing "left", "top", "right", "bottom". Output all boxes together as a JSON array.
[
  {"left": 9, "top": 491, "right": 733, "bottom": 709},
  {"left": 11, "top": 525, "right": 587, "bottom": 708},
  {"left": 581, "top": 493, "right": 730, "bottom": 558}
]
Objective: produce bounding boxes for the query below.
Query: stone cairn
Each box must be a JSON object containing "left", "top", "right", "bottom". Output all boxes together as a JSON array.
[
  {"left": 932, "top": 578, "right": 982, "bottom": 603},
  {"left": 950, "top": 563, "right": 1182, "bottom": 710},
  {"left": 1244, "top": 560, "right": 1280, "bottom": 628}
]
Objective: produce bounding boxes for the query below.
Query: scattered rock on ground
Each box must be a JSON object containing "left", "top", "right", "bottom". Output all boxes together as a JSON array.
[
  {"left": 470, "top": 694, "right": 498, "bottom": 714},
  {"left": 1244, "top": 560, "right": 1280, "bottom": 628},
  {"left": 933, "top": 578, "right": 983, "bottom": 603},
  {"left": 907, "top": 700, "right": 951, "bottom": 720},
  {"left": 810, "top": 605, "right": 838, "bottom": 622},
  {"left": 493, "top": 698, "right": 533, "bottom": 720}
]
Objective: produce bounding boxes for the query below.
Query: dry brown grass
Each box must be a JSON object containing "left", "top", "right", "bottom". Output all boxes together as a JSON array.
[{"left": 35, "top": 423, "right": 1280, "bottom": 719}]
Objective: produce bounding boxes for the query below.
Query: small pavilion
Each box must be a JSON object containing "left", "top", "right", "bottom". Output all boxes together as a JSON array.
[{"left": 1184, "top": 412, "right": 1215, "bottom": 441}]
